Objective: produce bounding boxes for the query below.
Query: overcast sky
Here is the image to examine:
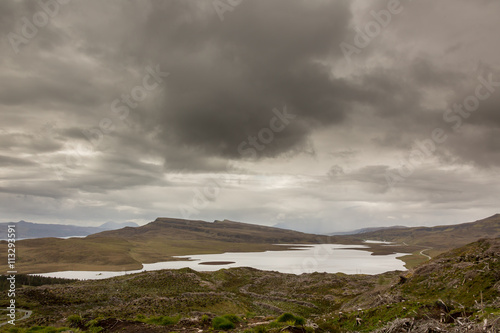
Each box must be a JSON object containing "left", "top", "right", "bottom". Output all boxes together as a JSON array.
[{"left": 1, "top": 0, "right": 499, "bottom": 233}]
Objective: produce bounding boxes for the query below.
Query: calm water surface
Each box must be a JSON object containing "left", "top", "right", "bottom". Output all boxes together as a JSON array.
[{"left": 38, "top": 244, "right": 409, "bottom": 280}]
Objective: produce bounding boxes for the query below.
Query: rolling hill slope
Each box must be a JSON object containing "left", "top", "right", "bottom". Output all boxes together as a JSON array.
[
  {"left": 346, "top": 213, "right": 500, "bottom": 266},
  {"left": 352, "top": 214, "right": 500, "bottom": 248},
  {"left": 88, "top": 218, "right": 331, "bottom": 243}
]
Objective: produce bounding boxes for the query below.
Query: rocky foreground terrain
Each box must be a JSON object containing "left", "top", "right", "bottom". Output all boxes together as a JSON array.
[{"left": 1, "top": 238, "right": 499, "bottom": 332}]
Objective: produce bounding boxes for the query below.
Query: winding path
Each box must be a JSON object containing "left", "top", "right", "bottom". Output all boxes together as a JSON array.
[{"left": 419, "top": 249, "right": 432, "bottom": 260}]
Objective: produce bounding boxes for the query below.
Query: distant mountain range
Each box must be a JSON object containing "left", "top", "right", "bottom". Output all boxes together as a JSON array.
[
  {"left": 272, "top": 222, "right": 409, "bottom": 235},
  {"left": 0, "top": 220, "right": 139, "bottom": 239},
  {"left": 328, "top": 225, "right": 409, "bottom": 235}
]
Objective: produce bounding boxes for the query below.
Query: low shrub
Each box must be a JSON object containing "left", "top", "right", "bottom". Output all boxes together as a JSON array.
[
  {"left": 222, "top": 314, "right": 241, "bottom": 323},
  {"left": 212, "top": 314, "right": 241, "bottom": 330},
  {"left": 276, "top": 313, "right": 305, "bottom": 326},
  {"left": 200, "top": 314, "right": 211, "bottom": 325},
  {"left": 212, "top": 317, "right": 235, "bottom": 330},
  {"left": 66, "top": 314, "right": 84, "bottom": 328}
]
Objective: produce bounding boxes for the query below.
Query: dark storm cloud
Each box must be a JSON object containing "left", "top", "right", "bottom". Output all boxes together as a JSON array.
[
  {"left": 354, "top": 57, "right": 466, "bottom": 120},
  {"left": 0, "top": 155, "right": 37, "bottom": 167},
  {"left": 1, "top": 0, "right": 500, "bottom": 228},
  {"left": 3, "top": 0, "right": 497, "bottom": 171},
  {"left": 346, "top": 58, "right": 500, "bottom": 171},
  {"left": 146, "top": 0, "right": 359, "bottom": 162},
  {"left": 409, "top": 58, "right": 465, "bottom": 87},
  {"left": 431, "top": 66, "right": 500, "bottom": 168},
  {"left": 52, "top": 0, "right": 360, "bottom": 166}
]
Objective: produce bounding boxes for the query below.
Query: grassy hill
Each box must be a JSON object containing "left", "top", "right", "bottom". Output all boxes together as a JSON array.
[
  {"left": 88, "top": 218, "right": 332, "bottom": 243},
  {"left": 347, "top": 213, "right": 500, "bottom": 267},
  {"left": 352, "top": 214, "right": 500, "bottom": 247},
  {"left": 1, "top": 238, "right": 498, "bottom": 332}
]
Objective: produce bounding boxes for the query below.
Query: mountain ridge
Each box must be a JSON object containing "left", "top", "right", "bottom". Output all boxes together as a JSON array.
[
  {"left": 0, "top": 220, "right": 139, "bottom": 239},
  {"left": 348, "top": 213, "right": 500, "bottom": 247},
  {"left": 328, "top": 225, "right": 409, "bottom": 236}
]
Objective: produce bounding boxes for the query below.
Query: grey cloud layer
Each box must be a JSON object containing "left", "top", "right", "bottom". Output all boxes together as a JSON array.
[{"left": 0, "top": 0, "right": 499, "bottom": 228}]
